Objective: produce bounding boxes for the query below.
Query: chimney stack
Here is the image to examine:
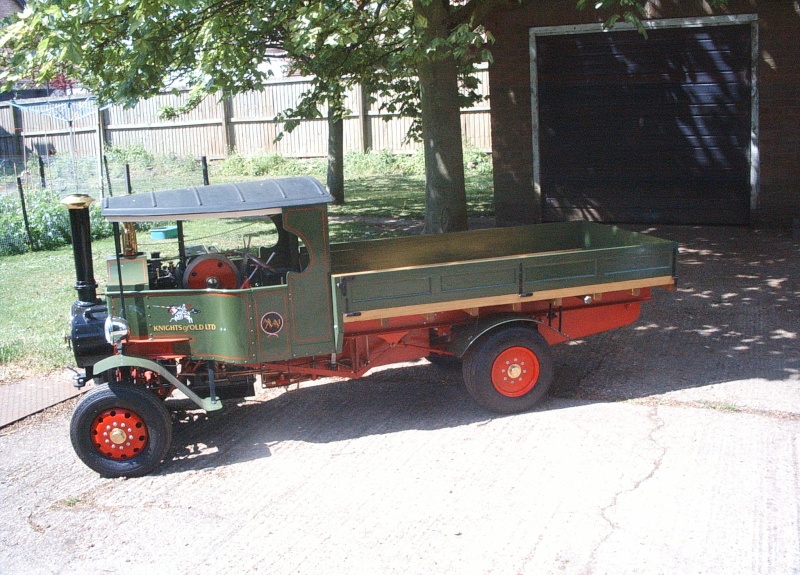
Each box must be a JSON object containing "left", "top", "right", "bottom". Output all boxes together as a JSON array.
[{"left": 60, "top": 194, "right": 99, "bottom": 306}]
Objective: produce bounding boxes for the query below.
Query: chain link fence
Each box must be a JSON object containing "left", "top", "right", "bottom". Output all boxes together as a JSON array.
[{"left": 0, "top": 153, "right": 208, "bottom": 256}]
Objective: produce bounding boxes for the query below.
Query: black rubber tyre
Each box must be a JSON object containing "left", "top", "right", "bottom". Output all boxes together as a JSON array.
[
  {"left": 70, "top": 383, "right": 173, "bottom": 478},
  {"left": 462, "top": 326, "right": 554, "bottom": 414}
]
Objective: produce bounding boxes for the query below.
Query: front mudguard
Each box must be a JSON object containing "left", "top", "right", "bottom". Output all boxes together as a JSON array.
[{"left": 92, "top": 355, "right": 223, "bottom": 412}]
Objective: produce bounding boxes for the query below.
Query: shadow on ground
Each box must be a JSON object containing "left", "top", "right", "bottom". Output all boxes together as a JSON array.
[
  {"left": 551, "top": 225, "right": 800, "bottom": 400},
  {"left": 161, "top": 361, "right": 506, "bottom": 475},
  {"left": 156, "top": 225, "right": 799, "bottom": 475}
]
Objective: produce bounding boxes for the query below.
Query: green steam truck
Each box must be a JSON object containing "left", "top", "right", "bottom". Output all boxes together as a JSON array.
[{"left": 63, "top": 176, "right": 677, "bottom": 477}]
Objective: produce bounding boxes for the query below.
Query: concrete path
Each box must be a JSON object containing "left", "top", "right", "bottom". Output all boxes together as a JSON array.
[
  {"left": 0, "top": 224, "right": 798, "bottom": 574},
  {"left": 0, "top": 370, "right": 83, "bottom": 428}
]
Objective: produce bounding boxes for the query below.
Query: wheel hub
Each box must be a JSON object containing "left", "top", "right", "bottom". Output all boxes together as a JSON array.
[
  {"left": 108, "top": 427, "right": 127, "bottom": 444},
  {"left": 91, "top": 409, "right": 148, "bottom": 460},
  {"left": 491, "top": 346, "right": 541, "bottom": 397},
  {"left": 507, "top": 364, "right": 523, "bottom": 379}
]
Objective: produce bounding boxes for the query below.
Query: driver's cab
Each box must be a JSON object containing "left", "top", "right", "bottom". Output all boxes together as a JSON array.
[
  {"left": 101, "top": 177, "right": 337, "bottom": 363},
  {"left": 176, "top": 213, "right": 306, "bottom": 291}
]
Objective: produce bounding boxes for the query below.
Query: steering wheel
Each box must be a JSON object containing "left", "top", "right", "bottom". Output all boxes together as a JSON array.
[{"left": 240, "top": 252, "right": 276, "bottom": 289}]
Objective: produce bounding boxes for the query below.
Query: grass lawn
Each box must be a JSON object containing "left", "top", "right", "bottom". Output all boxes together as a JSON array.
[
  {"left": 0, "top": 174, "right": 493, "bottom": 381},
  {"left": 0, "top": 239, "right": 115, "bottom": 381}
]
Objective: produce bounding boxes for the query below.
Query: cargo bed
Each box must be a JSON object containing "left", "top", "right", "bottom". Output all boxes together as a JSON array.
[{"left": 330, "top": 221, "right": 677, "bottom": 321}]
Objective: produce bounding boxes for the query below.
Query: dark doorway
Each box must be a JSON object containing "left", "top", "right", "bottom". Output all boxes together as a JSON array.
[{"left": 536, "top": 24, "right": 752, "bottom": 225}]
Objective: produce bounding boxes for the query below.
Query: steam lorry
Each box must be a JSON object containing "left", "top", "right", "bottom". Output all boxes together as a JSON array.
[{"left": 62, "top": 177, "right": 677, "bottom": 477}]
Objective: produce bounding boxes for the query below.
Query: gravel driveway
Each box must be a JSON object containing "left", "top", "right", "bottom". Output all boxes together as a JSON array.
[{"left": 1, "top": 225, "right": 798, "bottom": 574}]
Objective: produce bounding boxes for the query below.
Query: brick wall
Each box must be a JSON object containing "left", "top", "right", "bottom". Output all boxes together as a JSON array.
[{"left": 0, "top": 0, "right": 22, "bottom": 20}]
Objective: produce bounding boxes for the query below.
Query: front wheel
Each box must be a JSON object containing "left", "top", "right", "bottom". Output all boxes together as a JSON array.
[
  {"left": 70, "top": 383, "right": 173, "bottom": 478},
  {"left": 462, "top": 326, "right": 554, "bottom": 414}
]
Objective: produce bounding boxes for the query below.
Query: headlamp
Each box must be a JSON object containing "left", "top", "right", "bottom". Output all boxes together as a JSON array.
[{"left": 104, "top": 316, "right": 130, "bottom": 345}]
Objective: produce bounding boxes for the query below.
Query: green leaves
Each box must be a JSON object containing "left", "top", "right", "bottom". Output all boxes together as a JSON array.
[
  {"left": 577, "top": 0, "right": 645, "bottom": 30},
  {"left": 578, "top": 0, "right": 727, "bottom": 35},
  {"left": 0, "top": 0, "right": 458, "bottom": 120},
  {"left": 0, "top": 0, "right": 706, "bottom": 138}
]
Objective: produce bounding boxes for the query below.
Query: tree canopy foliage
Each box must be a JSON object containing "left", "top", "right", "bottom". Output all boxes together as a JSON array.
[{"left": 0, "top": 0, "right": 721, "bottom": 232}]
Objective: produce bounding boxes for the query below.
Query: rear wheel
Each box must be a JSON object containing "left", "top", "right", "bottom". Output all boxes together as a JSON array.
[
  {"left": 70, "top": 383, "right": 173, "bottom": 478},
  {"left": 462, "top": 326, "right": 554, "bottom": 414}
]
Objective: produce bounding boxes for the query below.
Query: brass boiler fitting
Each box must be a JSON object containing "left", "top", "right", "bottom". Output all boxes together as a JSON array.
[{"left": 122, "top": 222, "right": 138, "bottom": 256}]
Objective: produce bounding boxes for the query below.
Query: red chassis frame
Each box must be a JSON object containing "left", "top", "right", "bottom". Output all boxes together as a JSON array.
[
  {"left": 120, "top": 287, "right": 654, "bottom": 389},
  {"left": 245, "top": 287, "right": 652, "bottom": 387}
]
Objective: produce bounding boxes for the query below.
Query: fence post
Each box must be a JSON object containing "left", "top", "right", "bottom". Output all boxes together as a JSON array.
[
  {"left": 358, "top": 83, "right": 372, "bottom": 153},
  {"left": 201, "top": 156, "right": 210, "bottom": 186},
  {"left": 38, "top": 156, "right": 46, "bottom": 188},
  {"left": 16, "top": 177, "right": 34, "bottom": 249},
  {"left": 96, "top": 107, "right": 107, "bottom": 197},
  {"left": 10, "top": 104, "right": 23, "bottom": 159},
  {"left": 221, "top": 94, "right": 234, "bottom": 154},
  {"left": 124, "top": 163, "right": 132, "bottom": 195},
  {"left": 103, "top": 155, "right": 114, "bottom": 197}
]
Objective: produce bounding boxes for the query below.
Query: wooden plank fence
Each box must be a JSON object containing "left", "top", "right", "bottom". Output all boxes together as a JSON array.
[{"left": 0, "top": 68, "right": 491, "bottom": 163}]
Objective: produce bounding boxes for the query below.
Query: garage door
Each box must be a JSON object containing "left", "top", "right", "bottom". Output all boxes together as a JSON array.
[{"left": 536, "top": 24, "right": 752, "bottom": 225}]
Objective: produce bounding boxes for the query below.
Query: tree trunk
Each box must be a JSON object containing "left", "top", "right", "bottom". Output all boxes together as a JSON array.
[
  {"left": 414, "top": 0, "right": 468, "bottom": 233},
  {"left": 327, "top": 96, "right": 345, "bottom": 205}
]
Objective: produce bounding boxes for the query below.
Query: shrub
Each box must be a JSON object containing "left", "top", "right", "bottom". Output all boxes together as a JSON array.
[
  {"left": 463, "top": 146, "right": 493, "bottom": 175},
  {"left": 215, "top": 152, "right": 325, "bottom": 179},
  {"left": 213, "top": 148, "right": 488, "bottom": 181},
  {"left": 344, "top": 149, "right": 426, "bottom": 177},
  {"left": 0, "top": 189, "right": 112, "bottom": 256},
  {"left": 104, "top": 143, "right": 155, "bottom": 170}
]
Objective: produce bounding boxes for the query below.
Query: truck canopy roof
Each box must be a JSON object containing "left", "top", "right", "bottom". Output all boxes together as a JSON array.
[{"left": 101, "top": 176, "right": 332, "bottom": 222}]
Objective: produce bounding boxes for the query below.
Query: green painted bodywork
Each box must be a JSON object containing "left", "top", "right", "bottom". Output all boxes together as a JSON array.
[
  {"left": 106, "top": 213, "right": 675, "bottom": 368},
  {"left": 281, "top": 206, "right": 336, "bottom": 358},
  {"left": 330, "top": 222, "right": 677, "bottom": 315},
  {"left": 107, "top": 205, "right": 337, "bottom": 364},
  {"left": 108, "top": 218, "right": 675, "bottom": 364}
]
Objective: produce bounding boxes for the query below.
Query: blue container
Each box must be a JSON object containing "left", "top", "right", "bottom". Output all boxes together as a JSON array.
[{"left": 149, "top": 225, "right": 178, "bottom": 240}]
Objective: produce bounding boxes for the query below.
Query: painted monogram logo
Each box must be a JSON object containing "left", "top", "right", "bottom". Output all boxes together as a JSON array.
[{"left": 260, "top": 312, "right": 284, "bottom": 337}]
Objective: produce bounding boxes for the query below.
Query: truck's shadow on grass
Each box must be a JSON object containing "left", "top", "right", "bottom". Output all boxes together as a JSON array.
[{"left": 159, "top": 225, "right": 799, "bottom": 476}]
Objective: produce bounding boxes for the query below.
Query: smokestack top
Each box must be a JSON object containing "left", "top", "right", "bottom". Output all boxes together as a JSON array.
[{"left": 61, "top": 194, "right": 95, "bottom": 210}]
